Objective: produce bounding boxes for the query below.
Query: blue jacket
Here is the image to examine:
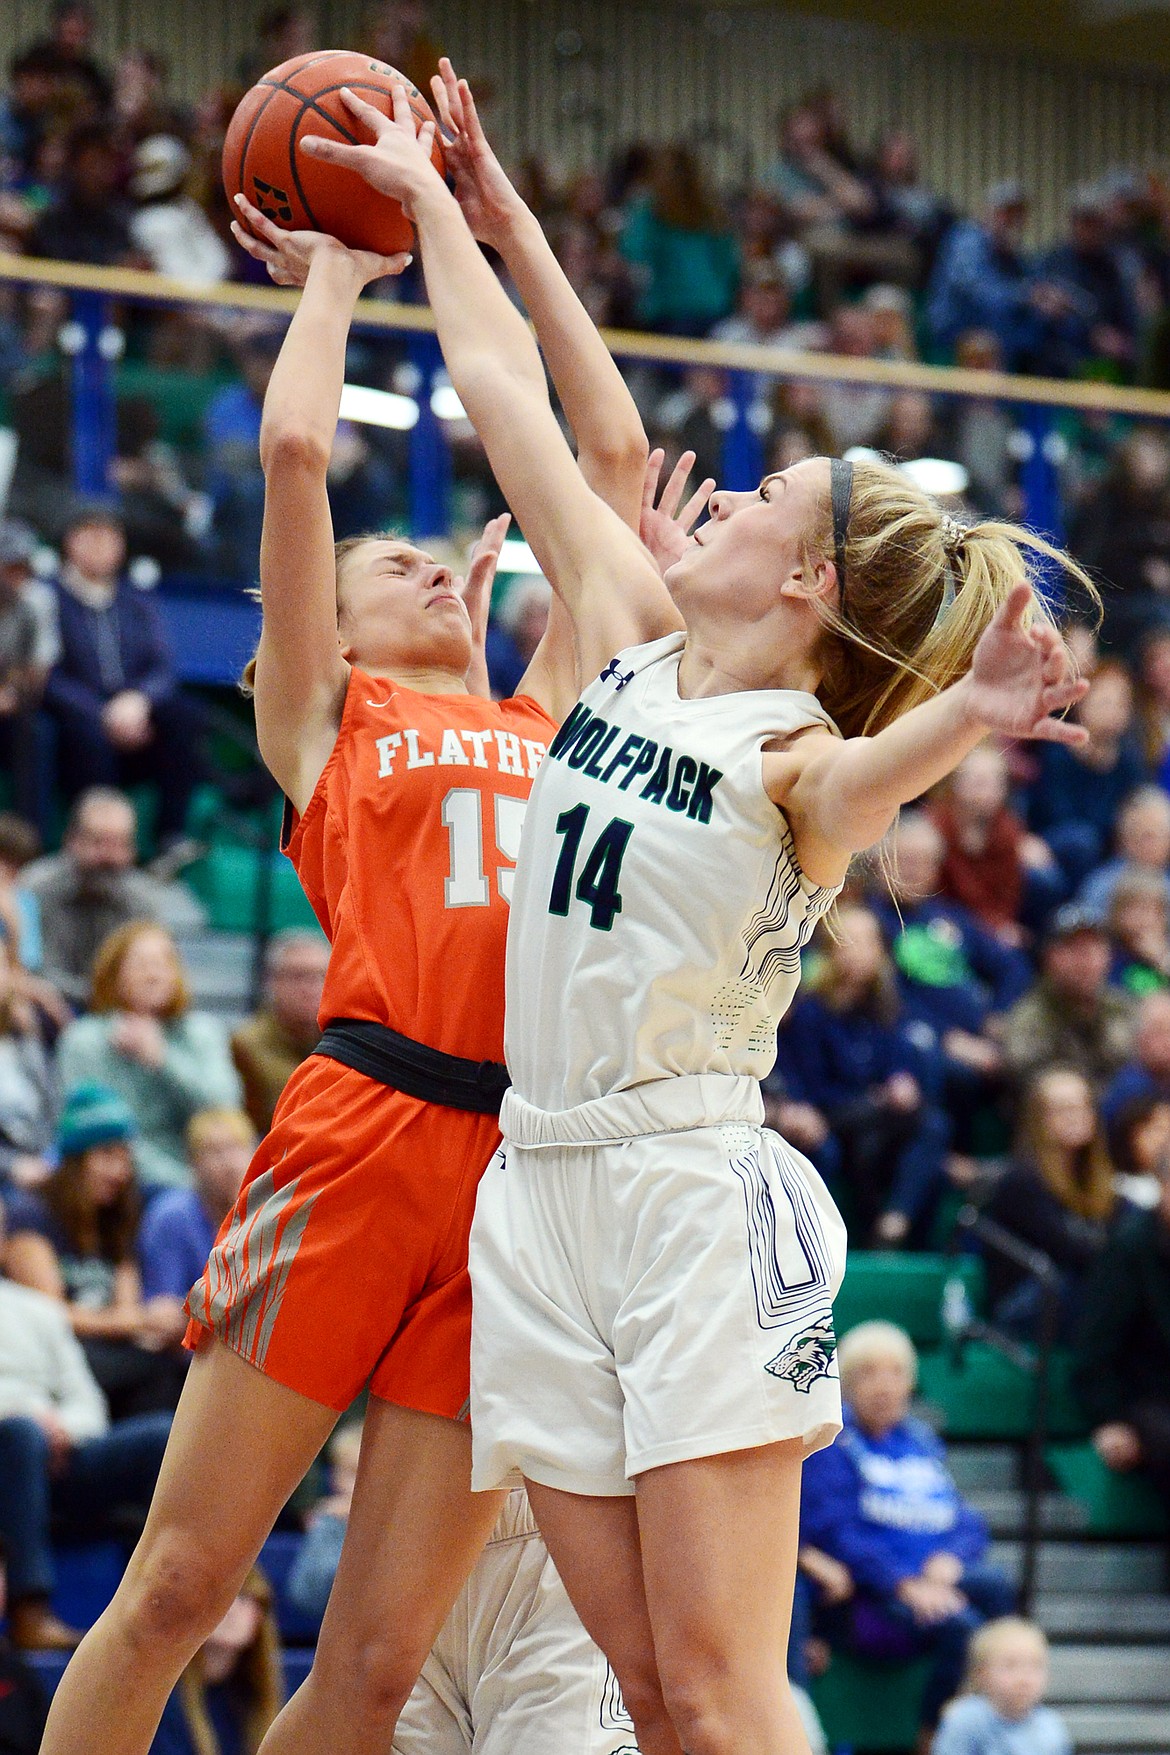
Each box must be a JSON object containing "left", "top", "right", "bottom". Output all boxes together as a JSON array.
[
  {"left": 44, "top": 577, "right": 176, "bottom": 719},
  {"left": 774, "top": 993, "right": 922, "bottom": 1117},
  {"left": 1101, "top": 1061, "right": 1170, "bottom": 1125},
  {"left": 1026, "top": 739, "right": 1149, "bottom": 849},
  {"left": 926, "top": 221, "right": 1040, "bottom": 367},
  {"left": 800, "top": 1411, "right": 989, "bottom": 1595},
  {"left": 871, "top": 896, "right": 1031, "bottom": 1034}
]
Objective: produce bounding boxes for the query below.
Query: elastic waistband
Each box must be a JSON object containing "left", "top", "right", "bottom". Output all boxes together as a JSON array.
[
  {"left": 501, "top": 1074, "right": 763, "bottom": 1148},
  {"left": 487, "top": 1485, "right": 540, "bottom": 1545},
  {"left": 314, "top": 1019, "right": 510, "bottom": 1116}
]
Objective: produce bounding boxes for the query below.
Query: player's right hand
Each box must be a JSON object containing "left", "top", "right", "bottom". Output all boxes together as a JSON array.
[
  {"left": 639, "top": 448, "right": 716, "bottom": 578},
  {"left": 300, "top": 81, "right": 441, "bottom": 217},
  {"left": 231, "top": 193, "right": 412, "bottom": 289},
  {"left": 429, "top": 57, "right": 519, "bottom": 252}
]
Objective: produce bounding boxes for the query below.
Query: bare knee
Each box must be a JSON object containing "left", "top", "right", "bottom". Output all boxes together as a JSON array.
[
  {"left": 117, "top": 1535, "right": 243, "bottom": 1656},
  {"left": 659, "top": 1657, "right": 785, "bottom": 1755},
  {"left": 311, "top": 1629, "right": 426, "bottom": 1729}
]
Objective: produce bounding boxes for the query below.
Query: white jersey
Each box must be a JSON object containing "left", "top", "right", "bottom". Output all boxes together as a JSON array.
[{"left": 505, "top": 633, "right": 842, "bottom": 1111}]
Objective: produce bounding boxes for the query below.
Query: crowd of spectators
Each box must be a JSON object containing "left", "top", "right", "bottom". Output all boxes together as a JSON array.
[{"left": 0, "top": 3, "right": 1170, "bottom": 1750}]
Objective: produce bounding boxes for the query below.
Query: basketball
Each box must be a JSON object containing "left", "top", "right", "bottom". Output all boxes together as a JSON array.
[{"left": 222, "top": 50, "right": 446, "bottom": 257}]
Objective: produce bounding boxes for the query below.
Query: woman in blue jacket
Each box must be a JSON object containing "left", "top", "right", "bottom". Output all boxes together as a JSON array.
[{"left": 801, "top": 1321, "right": 1015, "bottom": 1730}]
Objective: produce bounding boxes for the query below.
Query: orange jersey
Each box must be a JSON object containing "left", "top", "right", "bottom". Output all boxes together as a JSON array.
[{"left": 287, "top": 667, "right": 557, "bottom": 1063}]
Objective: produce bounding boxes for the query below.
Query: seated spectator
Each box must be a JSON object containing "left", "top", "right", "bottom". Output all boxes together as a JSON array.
[
  {"left": 818, "top": 303, "right": 893, "bottom": 454},
  {"left": 930, "top": 745, "right": 1063, "bottom": 944},
  {"left": 933, "top": 1618, "right": 1072, "bottom": 1755},
  {"left": 18, "top": 787, "right": 202, "bottom": 1010},
  {"left": 1107, "top": 1092, "right": 1170, "bottom": 1211},
  {"left": 801, "top": 1321, "right": 1015, "bottom": 1733},
  {"left": 936, "top": 331, "right": 1019, "bottom": 520},
  {"left": 873, "top": 812, "right": 1025, "bottom": 1153},
  {"left": 0, "top": 812, "right": 43, "bottom": 978},
  {"left": 203, "top": 328, "right": 284, "bottom": 577},
  {"left": 231, "top": 931, "right": 328, "bottom": 1135},
  {"left": 1026, "top": 661, "right": 1150, "bottom": 894},
  {"left": 58, "top": 922, "right": 243, "bottom": 1191},
  {"left": 1072, "top": 1149, "right": 1170, "bottom": 1523},
  {"left": 926, "top": 184, "right": 1041, "bottom": 369},
  {"left": 128, "top": 134, "right": 231, "bottom": 286},
  {"left": 2, "top": 1084, "right": 187, "bottom": 1415},
  {"left": 1001, "top": 905, "right": 1133, "bottom": 1092},
  {"left": 1035, "top": 185, "right": 1138, "bottom": 380},
  {"left": 42, "top": 505, "right": 203, "bottom": 850},
  {"left": 620, "top": 145, "right": 739, "bottom": 337},
  {"left": 286, "top": 1422, "right": 362, "bottom": 1622},
  {"left": 985, "top": 1067, "right": 1118, "bottom": 1335},
  {"left": 1133, "top": 628, "right": 1170, "bottom": 776},
  {"left": 867, "top": 130, "right": 951, "bottom": 287},
  {"left": 1106, "top": 871, "right": 1170, "bottom": 994},
  {"left": 0, "top": 1203, "right": 172, "bottom": 1651},
  {"left": 21, "top": 2, "right": 112, "bottom": 115},
  {"left": 0, "top": 519, "right": 50, "bottom": 827},
  {"left": 1101, "top": 988, "right": 1170, "bottom": 1124},
  {"left": 29, "top": 120, "right": 142, "bottom": 268},
  {"left": 0, "top": 930, "right": 56, "bottom": 1190},
  {"left": 0, "top": 1536, "right": 48, "bottom": 1751},
  {"left": 153, "top": 1566, "right": 284, "bottom": 1755},
  {"left": 773, "top": 903, "right": 950, "bottom": 1245},
  {"left": 138, "top": 1108, "right": 256, "bottom": 1302},
  {"left": 1080, "top": 785, "right": 1170, "bottom": 920},
  {"left": 1069, "top": 428, "right": 1170, "bottom": 658}
]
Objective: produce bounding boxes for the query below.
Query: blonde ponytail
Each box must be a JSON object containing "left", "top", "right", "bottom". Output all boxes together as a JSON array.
[{"left": 805, "top": 458, "right": 1099, "bottom": 738}]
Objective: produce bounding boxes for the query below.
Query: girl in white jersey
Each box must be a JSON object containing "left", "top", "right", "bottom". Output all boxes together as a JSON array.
[{"left": 310, "top": 83, "right": 1094, "bottom": 1755}]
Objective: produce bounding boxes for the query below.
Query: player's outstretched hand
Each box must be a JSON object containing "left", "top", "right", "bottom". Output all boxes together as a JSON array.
[
  {"left": 429, "top": 57, "right": 518, "bottom": 251},
  {"left": 640, "top": 448, "right": 716, "bottom": 578},
  {"left": 300, "top": 81, "right": 441, "bottom": 214},
  {"left": 457, "top": 511, "right": 511, "bottom": 698},
  {"left": 231, "top": 193, "right": 411, "bottom": 288},
  {"left": 961, "top": 582, "right": 1089, "bottom": 744}
]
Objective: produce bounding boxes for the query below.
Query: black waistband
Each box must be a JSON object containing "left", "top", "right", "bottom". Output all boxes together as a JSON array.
[{"left": 314, "top": 1019, "right": 510, "bottom": 1116}]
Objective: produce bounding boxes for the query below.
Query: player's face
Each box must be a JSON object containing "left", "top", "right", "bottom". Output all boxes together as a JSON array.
[
  {"left": 663, "top": 457, "right": 834, "bottom": 629},
  {"left": 337, "top": 540, "right": 473, "bottom": 677}
]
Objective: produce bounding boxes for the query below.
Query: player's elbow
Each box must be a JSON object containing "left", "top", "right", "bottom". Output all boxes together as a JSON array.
[
  {"left": 584, "top": 426, "right": 650, "bottom": 484},
  {"left": 259, "top": 422, "right": 331, "bottom": 479}
]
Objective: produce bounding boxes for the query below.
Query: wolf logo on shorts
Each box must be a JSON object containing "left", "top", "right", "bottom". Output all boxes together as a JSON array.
[{"left": 766, "top": 1316, "right": 838, "bottom": 1392}]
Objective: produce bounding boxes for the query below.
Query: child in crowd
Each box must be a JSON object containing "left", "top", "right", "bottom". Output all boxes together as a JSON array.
[
  {"left": 932, "top": 1618, "right": 1071, "bottom": 1755},
  {"left": 137, "top": 1108, "right": 257, "bottom": 1303},
  {"left": 1107, "top": 869, "right": 1170, "bottom": 994}
]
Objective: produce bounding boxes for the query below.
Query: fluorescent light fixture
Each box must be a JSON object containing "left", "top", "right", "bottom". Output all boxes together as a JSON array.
[
  {"left": 497, "top": 537, "right": 539, "bottom": 573},
  {"left": 339, "top": 384, "right": 419, "bottom": 430},
  {"left": 899, "top": 457, "right": 970, "bottom": 498},
  {"left": 431, "top": 383, "right": 468, "bottom": 422}
]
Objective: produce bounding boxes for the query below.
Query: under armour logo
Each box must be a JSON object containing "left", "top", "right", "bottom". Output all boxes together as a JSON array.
[
  {"left": 252, "top": 177, "right": 293, "bottom": 223},
  {"left": 599, "top": 657, "right": 635, "bottom": 690}
]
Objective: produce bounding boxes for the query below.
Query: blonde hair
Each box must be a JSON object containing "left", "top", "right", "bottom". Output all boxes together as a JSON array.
[
  {"left": 240, "top": 534, "right": 383, "bottom": 694},
  {"left": 838, "top": 1320, "right": 918, "bottom": 1391},
  {"left": 186, "top": 1108, "right": 257, "bottom": 1156},
  {"left": 803, "top": 458, "right": 1098, "bottom": 739},
  {"left": 89, "top": 921, "right": 189, "bottom": 1020},
  {"left": 964, "top": 1617, "right": 1048, "bottom": 1693},
  {"left": 177, "top": 1566, "right": 284, "bottom": 1755},
  {"left": 807, "top": 902, "right": 900, "bottom": 1025}
]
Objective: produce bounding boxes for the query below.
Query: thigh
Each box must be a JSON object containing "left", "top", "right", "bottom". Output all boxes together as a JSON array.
[
  {"left": 311, "top": 1399, "right": 504, "bottom": 1687},
  {"left": 118, "top": 1337, "right": 336, "bottom": 1606},
  {"left": 523, "top": 1481, "right": 661, "bottom": 1719},
  {"left": 635, "top": 1439, "right": 805, "bottom": 1687}
]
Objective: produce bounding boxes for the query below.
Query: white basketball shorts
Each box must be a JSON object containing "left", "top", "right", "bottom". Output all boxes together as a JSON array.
[
  {"left": 470, "top": 1076, "right": 847, "bottom": 1496},
  {"left": 392, "top": 1487, "right": 637, "bottom": 1755}
]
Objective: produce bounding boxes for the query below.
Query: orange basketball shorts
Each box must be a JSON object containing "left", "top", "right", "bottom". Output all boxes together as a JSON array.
[{"left": 184, "top": 1054, "right": 501, "bottom": 1416}]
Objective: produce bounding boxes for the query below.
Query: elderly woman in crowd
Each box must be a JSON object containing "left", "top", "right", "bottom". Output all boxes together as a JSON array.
[
  {"left": 800, "top": 1321, "right": 1016, "bottom": 1733},
  {"left": 56, "top": 921, "right": 241, "bottom": 1191}
]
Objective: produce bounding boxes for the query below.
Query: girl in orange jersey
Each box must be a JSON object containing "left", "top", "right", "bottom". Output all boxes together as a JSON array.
[{"left": 40, "top": 67, "right": 679, "bottom": 1755}]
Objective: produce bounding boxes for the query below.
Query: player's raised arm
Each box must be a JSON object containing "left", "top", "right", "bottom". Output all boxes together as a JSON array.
[
  {"left": 232, "top": 207, "right": 411, "bottom": 810},
  {"left": 301, "top": 83, "right": 679, "bottom": 684},
  {"left": 429, "top": 58, "right": 647, "bottom": 529}
]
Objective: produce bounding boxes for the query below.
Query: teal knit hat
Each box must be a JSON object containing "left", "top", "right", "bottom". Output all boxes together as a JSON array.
[{"left": 57, "top": 1084, "right": 138, "bottom": 1157}]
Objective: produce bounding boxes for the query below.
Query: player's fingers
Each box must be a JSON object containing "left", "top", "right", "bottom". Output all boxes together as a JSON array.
[
  {"left": 229, "top": 220, "right": 274, "bottom": 262},
  {"left": 459, "top": 78, "right": 488, "bottom": 147},
  {"left": 1029, "top": 715, "right": 1090, "bottom": 746},
  {"left": 1042, "top": 676, "right": 1090, "bottom": 714},
  {"left": 437, "top": 57, "right": 465, "bottom": 127},
  {"left": 429, "top": 74, "right": 457, "bottom": 138},
  {"left": 642, "top": 449, "right": 665, "bottom": 516},
  {"left": 299, "top": 134, "right": 371, "bottom": 169},
  {"left": 659, "top": 450, "right": 697, "bottom": 522},
  {"left": 995, "top": 580, "right": 1034, "bottom": 631},
  {"left": 233, "top": 192, "right": 285, "bottom": 246},
  {"left": 677, "top": 478, "right": 717, "bottom": 533},
  {"left": 479, "top": 510, "right": 512, "bottom": 552},
  {"left": 388, "top": 77, "right": 415, "bottom": 133},
  {"left": 417, "top": 119, "right": 437, "bottom": 159},
  {"left": 339, "top": 86, "right": 392, "bottom": 139}
]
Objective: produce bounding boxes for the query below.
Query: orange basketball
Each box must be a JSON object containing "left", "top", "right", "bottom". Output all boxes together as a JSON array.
[{"left": 222, "top": 50, "right": 446, "bottom": 257}]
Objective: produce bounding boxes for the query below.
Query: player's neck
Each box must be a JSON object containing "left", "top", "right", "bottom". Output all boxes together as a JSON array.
[
  {"left": 676, "top": 632, "right": 822, "bottom": 701},
  {"left": 363, "top": 663, "right": 470, "bottom": 696}
]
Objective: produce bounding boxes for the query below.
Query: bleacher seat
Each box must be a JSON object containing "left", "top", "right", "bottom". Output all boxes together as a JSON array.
[
  {"left": 185, "top": 841, "right": 319, "bottom": 934},
  {"left": 259, "top": 1530, "right": 321, "bottom": 1643},
  {"left": 50, "top": 1538, "right": 125, "bottom": 1631},
  {"left": 808, "top": 1651, "right": 932, "bottom": 1750},
  {"left": 1047, "top": 1442, "right": 1169, "bottom": 1538},
  {"left": 833, "top": 1252, "right": 985, "bottom": 1346},
  {"left": 917, "top": 1343, "right": 1085, "bottom": 1441}
]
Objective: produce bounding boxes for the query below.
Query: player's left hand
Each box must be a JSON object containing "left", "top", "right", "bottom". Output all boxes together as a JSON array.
[
  {"left": 640, "top": 448, "right": 716, "bottom": 578},
  {"left": 457, "top": 512, "right": 511, "bottom": 697},
  {"left": 300, "top": 81, "right": 442, "bottom": 216},
  {"left": 960, "top": 583, "right": 1089, "bottom": 744},
  {"left": 429, "top": 57, "right": 518, "bottom": 251},
  {"left": 231, "top": 193, "right": 411, "bottom": 288}
]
